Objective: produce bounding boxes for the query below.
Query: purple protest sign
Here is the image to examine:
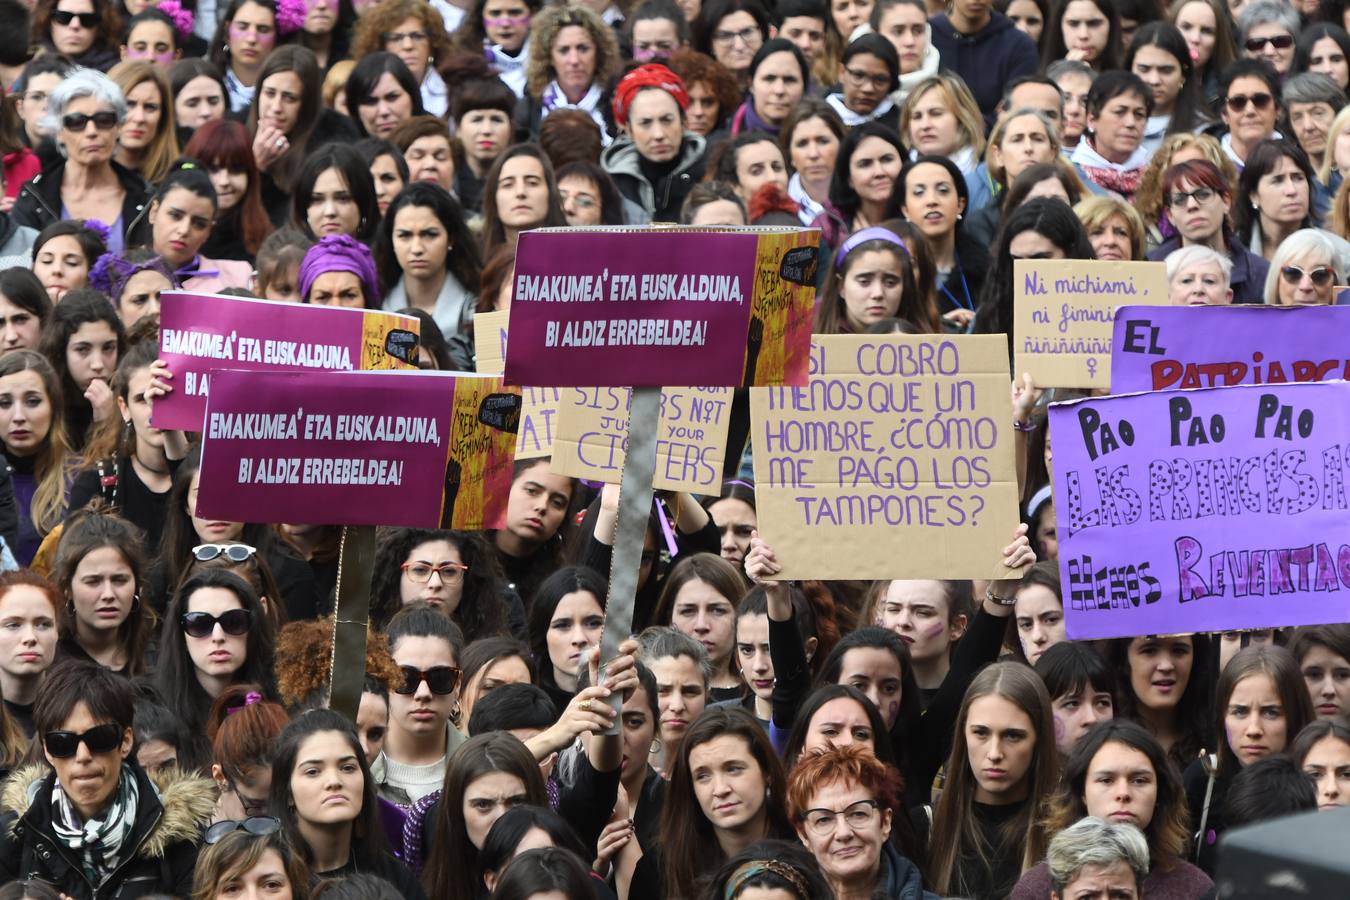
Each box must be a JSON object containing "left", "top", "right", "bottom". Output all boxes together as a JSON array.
[
  {"left": 504, "top": 227, "right": 819, "bottom": 388},
  {"left": 1111, "top": 305, "right": 1350, "bottom": 393},
  {"left": 156, "top": 292, "right": 420, "bottom": 431},
  {"left": 1049, "top": 382, "right": 1350, "bottom": 640},
  {"left": 197, "top": 369, "right": 519, "bottom": 530}
]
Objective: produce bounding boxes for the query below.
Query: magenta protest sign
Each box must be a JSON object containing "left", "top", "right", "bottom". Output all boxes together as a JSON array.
[
  {"left": 1111, "top": 305, "right": 1350, "bottom": 393},
  {"left": 196, "top": 369, "right": 520, "bottom": 530},
  {"left": 504, "top": 227, "right": 819, "bottom": 388},
  {"left": 1049, "top": 381, "right": 1350, "bottom": 640},
  {"left": 155, "top": 292, "right": 420, "bottom": 431}
]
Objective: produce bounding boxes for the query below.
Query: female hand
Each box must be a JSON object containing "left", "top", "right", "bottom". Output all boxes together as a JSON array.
[
  {"left": 86, "top": 378, "right": 115, "bottom": 422},
  {"left": 588, "top": 639, "right": 640, "bottom": 701},
  {"left": 943, "top": 308, "right": 974, "bottom": 330},
  {"left": 146, "top": 359, "right": 173, "bottom": 400},
  {"left": 1001, "top": 522, "right": 1036, "bottom": 572},
  {"left": 744, "top": 531, "right": 782, "bottom": 584},
  {"left": 556, "top": 683, "right": 617, "bottom": 740},
  {"left": 252, "top": 124, "right": 290, "bottom": 171},
  {"left": 1011, "top": 372, "right": 1043, "bottom": 426},
  {"left": 593, "top": 785, "right": 634, "bottom": 873}
]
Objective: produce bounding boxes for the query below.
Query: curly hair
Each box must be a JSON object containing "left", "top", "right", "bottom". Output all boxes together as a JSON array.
[
  {"left": 351, "top": 0, "right": 452, "bottom": 71},
  {"left": 666, "top": 48, "right": 741, "bottom": 129},
  {"left": 1133, "top": 133, "right": 1236, "bottom": 231},
  {"left": 524, "top": 4, "right": 620, "bottom": 98},
  {"left": 272, "top": 616, "right": 402, "bottom": 710},
  {"left": 369, "top": 528, "right": 508, "bottom": 639}
]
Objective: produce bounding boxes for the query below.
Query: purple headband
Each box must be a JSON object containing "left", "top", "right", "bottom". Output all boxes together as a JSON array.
[
  {"left": 299, "top": 234, "right": 382, "bottom": 307},
  {"left": 834, "top": 226, "right": 909, "bottom": 269}
]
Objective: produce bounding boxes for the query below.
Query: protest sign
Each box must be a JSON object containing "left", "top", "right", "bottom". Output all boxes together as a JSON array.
[
  {"left": 750, "top": 335, "right": 1022, "bottom": 580},
  {"left": 1049, "top": 382, "right": 1350, "bottom": 640},
  {"left": 551, "top": 386, "right": 733, "bottom": 493},
  {"left": 1111, "top": 304, "right": 1350, "bottom": 393},
  {"left": 196, "top": 369, "right": 520, "bottom": 529},
  {"left": 1014, "top": 260, "right": 1167, "bottom": 388},
  {"left": 474, "top": 309, "right": 560, "bottom": 459},
  {"left": 504, "top": 226, "right": 819, "bottom": 388},
  {"left": 156, "top": 292, "right": 420, "bottom": 431}
]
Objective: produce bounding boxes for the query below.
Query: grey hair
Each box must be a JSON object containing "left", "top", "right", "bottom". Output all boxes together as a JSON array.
[
  {"left": 42, "top": 68, "right": 128, "bottom": 158},
  {"left": 1283, "top": 72, "right": 1348, "bottom": 110},
  {"left": 1047, "top": 817, "right": 1150, "bottom": 896},
  {"left": 1046, "top": 59, "right": 1095, "bottom": 83},
  {"left": 1263, "top": 228, "right": 1343, "bottom": 304},
  {"left": 636, "top": 625, "right": 712, "bottom": 689},
  {"left": 1165, "top": 244, "right": 1233, "bottom": 284},
  {"left": 1238, "top": 0, "right": 1300, "bottom": 45}
]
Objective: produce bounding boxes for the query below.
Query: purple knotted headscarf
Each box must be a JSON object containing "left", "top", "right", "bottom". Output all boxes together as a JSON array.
[{"left": 299, "top": 234, "right": 382, "bottom": 307}]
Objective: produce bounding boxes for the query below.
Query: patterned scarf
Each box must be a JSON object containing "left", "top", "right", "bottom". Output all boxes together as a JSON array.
[
  {"left": 50, "top": 764, "right": 140, "bottom": 886},
  {"left": 1070, "top": 137, "right": 1150, "bottom": 199}
]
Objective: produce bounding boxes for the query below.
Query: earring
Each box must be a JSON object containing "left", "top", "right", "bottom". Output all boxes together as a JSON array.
[
  {"left": 649, "top": 738, "right": 662, "bottom": 753},
  {"left": 131, "top": 593, "right": 140, "bottom": 613}
]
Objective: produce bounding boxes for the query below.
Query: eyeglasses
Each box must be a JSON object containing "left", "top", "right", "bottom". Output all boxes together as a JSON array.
[
  {"left": 1225, "top": 92, "right": 1274, "bottom": 113},
  {"left": 844, "top": 67, "right": 892, "bottom": 90},
  {"left": 44, "top": 723, "right": 122, "bottom": 758},
  {"left": 395, "top": 664, "right": 462, "bottom": 695},
  {"left": 713, "top": 26, "right": 759, "bottom": 46},
  {"left": 204, "top": 816, "right": 282, "bottom": 845},
  {"left": 62, "top": 111, "right": 119, "bottom": 132},
  {"left": 193, "top": 543, "right": 258, "bottom": 563},
  {"left": 1280, "top": 264, "right": 1334, "bottom": 286},
  {"left": 181, "top": 608, "right": 253, "bottom": 638},
  {"left": 52, "top": 9, "right": 99, "bottom": 27},
  {"left": 801, "top": 799, "right": 881, "bottom": 836},
  {"left": 400, "top": 561, "right": 468, "bottom": 583},
  {"left": 382, "top": 29, "right": 429, "bottom": 44},
  {"left": 1167, "top": 187, "right": 1217, "bottom": 208},
  {"left": 1244, "top": 34, "right": 1294, "bottom": 52}
]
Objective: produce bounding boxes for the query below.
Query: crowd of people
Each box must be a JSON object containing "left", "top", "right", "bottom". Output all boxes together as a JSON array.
[{"left": 0, "top": 0, "right": 1346, "bottom": 896}]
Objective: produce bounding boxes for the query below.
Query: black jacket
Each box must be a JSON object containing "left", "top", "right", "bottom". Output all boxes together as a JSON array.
[
  {"left": 0, "top": 763, "right": 215, "bottom": 900},
  {"left": 10, "top": 160, "right": 152, "bottom": 248},
  {"left": 261, "top": 109, "right": 363, "bottom": 225}
]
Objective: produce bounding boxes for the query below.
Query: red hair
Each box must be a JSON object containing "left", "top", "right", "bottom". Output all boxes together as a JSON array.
[
  {"left": 787, "top": 744, "right": 903, "bottom": 823},
  {"left": 1162, "top": 158, "right": 1231, "bottom": 200},
  {"left": 183, "top": 119, "right": 272, "bottom": 256},
  {"left": 208, "top": 682, "right": 290, "bottom": 783}
]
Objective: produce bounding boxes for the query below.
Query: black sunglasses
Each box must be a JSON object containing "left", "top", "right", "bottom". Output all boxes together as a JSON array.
[
  {"left": 62, "top": 111, "right": 119, "bottom": 131},
  {"left": 181, "top": 608, "right": 253, "bottom": 638},
  {"left": 52, "top": 9, "right": 99, "bottom": 26},
  {"left": 204, "top": 816, "right": 282, "bottom": 845},
  {"left": 395, "top": 665, "right": 462, "bottom": 695},
  {"left": 1244, "top": 34, "right": 1294, "bottom": 52},
  {"left": 193, "top": 543, "right": 257, "bottom": 562},
  {"left": 44, "top": 723, "right": 122, "bottom": 758}
]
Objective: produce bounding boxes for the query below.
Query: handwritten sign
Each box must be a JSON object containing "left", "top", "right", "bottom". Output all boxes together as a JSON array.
[
  {"left": 505, "top": 227, "right": 819, "bottom": 388},
  {"left": 1111, "top": 305, "right": 1350, "bottom": 393},
  {"left": 1014, "top": 260, "right": 1167, "bottom": 387},
  {"left": 1049, "top": 382, "right": 1350, "bottom": 640},
  {"left": 551, "top": 386, "right": 733, "bottom": 493},
  {"left": 197, "top": 369, "right": 520, "bottom": 529},
  {"left": 156, "top": 292, "right": 420, "bottom": 431},
  {"left": 749, "top": 335, "right": 1022, "bottom": 580},
  {"left": 474, "top": 309, "right": 561, "bottom": 460}
]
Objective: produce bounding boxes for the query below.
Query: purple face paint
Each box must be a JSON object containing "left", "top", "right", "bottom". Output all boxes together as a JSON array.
[
  {"left": 484, "top": 14, "right": 530, "bottom": 27},
  {"left": 923, "top": 623, "right": 946, "bottom": 641}
]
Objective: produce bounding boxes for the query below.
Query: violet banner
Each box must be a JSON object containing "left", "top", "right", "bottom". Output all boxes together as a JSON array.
[
  {"left": 1049, "top": 381, "right": 1350, "bottom": 640},
  {"left": 155, "top": 291, "right": 420, "bottom": 431},
  {"left": 503, "top": 228, "right": 819, "bottom": 388},
  {"left": 1110, "top": 304, "right": 1350, "bottom": 393},
  {"left": 196, "top": 369, "right": 519, "bottom": 530}
]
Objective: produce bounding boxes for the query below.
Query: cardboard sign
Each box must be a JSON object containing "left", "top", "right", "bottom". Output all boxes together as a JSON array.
[
  {"left": 156, "top": 292, "right": 420, "bottom": 431},
  {"left": 504, "top": 226, "right": 819, "bottom": 388},
  {"left": 551, "top": 386, "right": 733, "bottom": 493},
  {"left": 197, "top": 369, "right": 520, "bottom": 529},
  {"left": 1111, "top": 305, "right": 1350, "bottom": 393},
  {"left": 749, "top": 335, "right": 1022, "bottom": 580},
  {"left": 1049, "top": 382, "right": 1350, "bottom": 640},
  {"left": 474, "top": 309, "right": 561, "bottom": 460},
  {"left": 1014, "top": 260, "right": 1167, "bottom": 388}
]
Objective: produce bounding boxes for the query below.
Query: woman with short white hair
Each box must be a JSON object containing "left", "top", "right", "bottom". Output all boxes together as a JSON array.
[
  {"left": 1264, "top": 228, "right": 1343, "bottom": 305},
  {"left": 1047, "top": 816, "right": 1151, "bottom": 900},
  {"left": 1166, "top": 244, "right": 1234, "bottom": 305},
  {"left": 11, "top": 68, "right": 152, "bottom": 253}
]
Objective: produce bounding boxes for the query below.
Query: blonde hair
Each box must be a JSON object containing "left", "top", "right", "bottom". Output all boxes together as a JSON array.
[
  {"left": 323, "top": 59, "right": 357, "bottom": 110},
  {"left": 108, "top": 60, "right": 181, "bottom": 184},
  {"left": 525, "top": 5, "right": 621, "bottom": 98},
  {"left": 1074, "top": 196, "right": 1146, "bottom": 260},
  {"left": 1320, "top": 105, "right": 1350, "bottom": 185},
  {"left": 986, "top": 107, "right": 1059, "bottom": 188},
  {"left": 900, "top": 74, "right": 986, "bottom": 161}
]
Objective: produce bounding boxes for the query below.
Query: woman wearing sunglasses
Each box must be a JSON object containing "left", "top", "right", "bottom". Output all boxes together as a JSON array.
[
  {"left": 0, "top": 659, "right": 215, "bottom": 896},
  {"left": 184, "top": 542, "right": 288, "bottom": 634},
  {"left": 271, "top": 708, "right": 426, "bottom": 896},
  {"left": 1217, "top": 59, "right": 1282, "bottom": 170},
  {"left": 1237, "top": 0, "right": 1298, "bottom": 79},
  {"left": 1264, "top": 228, "right": 1344, "bottom": 305},
  {"left": 192, "top": 821, "right": 311, "bottom": 900},
  {"left": 52, "top": 509, "right": 151, "bottom": 678},
  {"left": 153, "top": 569, "right": 278, "bottom": 771},
  {"left": 33, "top": 0, "right": 122, "bottom": 72},
  {"left": 11, "top": 70, "right": 153, "bottom": 254}
]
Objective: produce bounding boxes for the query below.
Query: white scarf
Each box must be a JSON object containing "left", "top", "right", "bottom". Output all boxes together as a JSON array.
[
  {"left": 224, "top": 68, "right": 254, "bottom": 115},
  {"left": 825, "top": 92, "right": 896, "bottom": 128},
  {"left": 486, "top": 40, "right": 529, "bottom": 98},
  {"left": 908, "top": 143, "right": 978, "bottom": 176},
  {"left": 541, "top": 81, "right": 611, "bottom": 146},
  {"left": 789, "top": 172, "right": 826, "bottom": 226},
  {"left": 1070, "top": 138, "right": 1152, "bottom": 173}
]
